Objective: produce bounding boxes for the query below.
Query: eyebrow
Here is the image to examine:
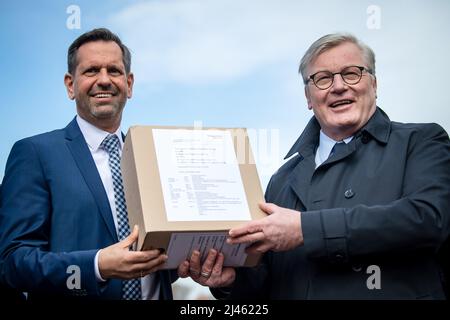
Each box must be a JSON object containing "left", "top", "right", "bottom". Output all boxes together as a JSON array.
[
  {"left": 311, "top": 65, "right": 362, "bottom": 74},
  {"left": 80, "top": 63, "right": 125, "bottom": 71}
]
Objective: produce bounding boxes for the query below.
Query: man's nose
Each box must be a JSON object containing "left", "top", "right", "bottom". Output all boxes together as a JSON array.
[
  {"left": 330, "top": 73, "right": 347, "bottom": 93},
  {"left": 96, "top": 68, "right": 112, "bottom": 87}
]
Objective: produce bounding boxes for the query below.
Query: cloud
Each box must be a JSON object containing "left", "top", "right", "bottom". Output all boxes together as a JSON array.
[
  {"left": 107, "top": 0, "right": 450, "bottom": 132},
  {"left": 109, "top": 0, "right": 306, "bottom": 85}
]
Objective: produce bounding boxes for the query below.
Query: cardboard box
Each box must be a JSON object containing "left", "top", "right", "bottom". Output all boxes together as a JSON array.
[{"left": 121, "top": 126, "right": 266, "bottom": 269}]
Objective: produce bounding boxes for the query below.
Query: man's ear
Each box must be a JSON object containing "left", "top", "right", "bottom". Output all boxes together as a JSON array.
[
  {"left": 305, "top": 86, "right": 313, "bottom": 110},
  {"left": 372, "top": 75, "right": 378, "bottom": 99},
  {"left": 64, "top": 73, "right": 75, "bottom": 100},
  {"left": 127, "top": 72, "right": 134, "bottom": 99}
]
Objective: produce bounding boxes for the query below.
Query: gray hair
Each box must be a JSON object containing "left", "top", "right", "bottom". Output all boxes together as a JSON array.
[
  {"left": 299, "top": 33, "right": 376, "bottom": 84},
  {"left": 67, "top": 28, "right": 131, "bottom": 75}
]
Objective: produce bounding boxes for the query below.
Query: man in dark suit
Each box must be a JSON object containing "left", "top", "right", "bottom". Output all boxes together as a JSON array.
[
  {"left": 179, "top": 33, "right": 450, "bottom": 299},
  {"left": 0, "top": 28, "right": 175, "bottom": 299}
]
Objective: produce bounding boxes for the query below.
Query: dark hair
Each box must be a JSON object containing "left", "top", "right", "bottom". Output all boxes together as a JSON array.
[{"left": 67, "top": 28, "right": 131, "bottom": 74}]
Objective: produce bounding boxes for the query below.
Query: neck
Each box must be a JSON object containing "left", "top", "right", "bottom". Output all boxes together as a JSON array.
[
  {"left": 95, "top": 121, "right": 120, "bottom": 133},
  {"left": 78, "top": 114, "right": 121, "bottom": 133},
  {"left": 323, "top": 128, "right": 355, "bottom": 141}
]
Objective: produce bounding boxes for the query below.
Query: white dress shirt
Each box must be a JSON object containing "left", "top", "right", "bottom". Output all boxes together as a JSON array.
[
  {"left": 315, "top": 130, "right": 353, "bottom": 168},
  {"left": 76, "top": 115, "right": 160, "bottom": 300}
]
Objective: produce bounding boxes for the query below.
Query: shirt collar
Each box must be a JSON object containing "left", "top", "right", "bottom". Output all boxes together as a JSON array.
[
  {"left": 284, "top": 107, "right": 391, "bottom": 159},
  {"left": 317, "top": 130, "right": 352, "bottom": 164},
  {"left": 76, "top": 115, "right": 123, "bottom": 152}
]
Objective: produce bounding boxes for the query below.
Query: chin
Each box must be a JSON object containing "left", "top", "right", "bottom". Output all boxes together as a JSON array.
[
  {"left": 330, "top": 113, "right": 357, "bottom": 126},
  {"left": 92, "top": 106, "right": 120, "bottom": 119},
  {"left": 330, "top": 118, "right": 359, "bottom": 133}
]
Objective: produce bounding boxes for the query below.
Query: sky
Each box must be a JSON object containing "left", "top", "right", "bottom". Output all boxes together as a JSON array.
[
  {"left": 1, "top": 0, "right": 450, "bottom": 185},
  {"left": 1, "top": 0, "right": 450, "bottom": 298}
]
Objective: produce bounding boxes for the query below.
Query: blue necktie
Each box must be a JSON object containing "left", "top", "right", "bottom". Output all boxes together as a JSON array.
[
  {"left": 328, "top": 142, "right": 346, "bottom": 159},
  {"left": 101, "top": 134, "right": 141, "bottom": 300}
]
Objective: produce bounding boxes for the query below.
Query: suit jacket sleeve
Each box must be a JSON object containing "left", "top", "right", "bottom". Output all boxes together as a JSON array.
[
  {"left": 301, "top": 123, "right": 450, "bottom": 264},
  {"left": 0, "top": 138, "right": 101, "bottom": 295}
]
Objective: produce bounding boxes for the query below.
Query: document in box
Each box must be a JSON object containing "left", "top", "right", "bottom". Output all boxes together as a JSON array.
[
  {"left": 152, "top": 129, "right": 251, "bottom": 221},
  {"left": 164, "top": 232, "right": 248, "bottom": 269}
]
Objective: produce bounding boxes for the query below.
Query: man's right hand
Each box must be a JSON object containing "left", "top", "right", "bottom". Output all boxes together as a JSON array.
[
  {"left": 98, "top": 225, "right": 168, "bottom": 279},
  {"left": 177, "top": 249, "right": 236, "bottom": 288}
]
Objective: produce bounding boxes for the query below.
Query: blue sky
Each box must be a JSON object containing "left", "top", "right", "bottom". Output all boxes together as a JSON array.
[{"left": 1, "top": 0, "right": 450, "bottom": 187}]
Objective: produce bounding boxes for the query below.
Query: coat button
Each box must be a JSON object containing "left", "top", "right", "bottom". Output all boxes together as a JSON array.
[
  {"left": 361, "top": 132, "right": 370, "bottom": 144},
  {"left": 344, "top": 189, "right": 354, "bottom": 199}
]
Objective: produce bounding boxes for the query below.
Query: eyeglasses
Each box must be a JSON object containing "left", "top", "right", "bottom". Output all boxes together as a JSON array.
[{"left": 306, "top": 65, "right": 373, "bottom": 90}]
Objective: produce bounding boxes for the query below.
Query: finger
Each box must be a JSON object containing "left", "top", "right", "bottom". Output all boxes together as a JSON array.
[
  {"left": 220, "top": 267, "right": 237, "bottom": 288},
  {"left": 227, "top": 231, "right": 266, "bottom": 245},
  {"left": 211, "top": 252, "right": 225, "bottom": 278},
  {"left": 245, "top": 242, "right": 273, "bottom": 254},
  {"left": 142, "top": 249, "right": 164, "bottom": 259},
  {"left": 146, "top": 254, "right": 170, "bottom": 275},
  {"left": 200, "top": 249, "right": 217, "bottom": 278},
  {"left": 229, "top": 221, "right": 262, "bottom": 238},
  {"left": 135, "top": 254, "right": 168, "bottom": 275},
  {"left": 127, "top": 249, "right": 162, "bottom": 263},
  {"left": 121, "top": 225, "right": 139, "bottom": 248},
  {"left": 206, "top": 253, "right": 225, "bottom": 287},
  {"left": 178, "top": 260, "right": 190, "bottom": 278},
  {"left": 210, "top": 254, "right": 236, "bottom": 288},
  {"left": 258, "top": 202, "right": 278, "bottom": 215},
  {"left": 188, "top": 250, "right": 202, "bottom": 278}
]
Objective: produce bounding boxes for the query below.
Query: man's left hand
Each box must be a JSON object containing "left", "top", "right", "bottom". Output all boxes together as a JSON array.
[{"left": 227, "top": 202, "right": 303, "bottom": 253}]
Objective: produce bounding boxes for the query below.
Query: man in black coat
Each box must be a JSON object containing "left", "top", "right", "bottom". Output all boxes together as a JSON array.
[{"left": 178, "top": 33, "right": 450, "bottom": 299}]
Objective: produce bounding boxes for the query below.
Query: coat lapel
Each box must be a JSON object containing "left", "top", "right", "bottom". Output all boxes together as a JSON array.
[
  {"left": 321, "top": 140, "right": 357, "bottom": 166},
  {"left": 288, "top": 153, "right": 316, "bottom": 209},
  {"left": 64, "top": 118, "right": 118, "bottom": 241},
  {"left": 283, "top": 107, "right": 391, "bottom": 210},
  {"left": 284, "top": 117, "right": 320, "bottom": 210}
]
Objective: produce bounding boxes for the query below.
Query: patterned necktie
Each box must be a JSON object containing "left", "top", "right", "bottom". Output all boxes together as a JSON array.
[{"left": 100, "top": 134, "right": 141, "bottom": 300}]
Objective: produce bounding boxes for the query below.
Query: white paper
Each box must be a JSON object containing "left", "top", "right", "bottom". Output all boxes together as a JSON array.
[
  {"left": 152, "top": 129, "right": 251, "bottom": 221},
  {"left": 163, "top": 232, "right": 248, "bottom": 269}
]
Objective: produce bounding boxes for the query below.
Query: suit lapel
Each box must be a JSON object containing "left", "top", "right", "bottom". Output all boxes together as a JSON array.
[{"left": 64, "top": 118, "right": 118, "bottom": 241}]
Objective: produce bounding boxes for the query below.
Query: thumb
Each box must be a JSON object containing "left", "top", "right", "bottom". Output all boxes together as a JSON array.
[
  {"left": 259, "top": 202, "right": 278, "bottom": 215},
  {"left": 122, "top": 224, "right": 139, "bottom": 248}
]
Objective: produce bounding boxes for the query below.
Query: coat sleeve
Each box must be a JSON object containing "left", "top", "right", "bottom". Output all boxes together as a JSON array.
[
  {"left": 301, "top": 123, "right": 450, "bottom": 264},
  {"left": 0, "top": 138, "right": 101, "bottom": 296}
]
